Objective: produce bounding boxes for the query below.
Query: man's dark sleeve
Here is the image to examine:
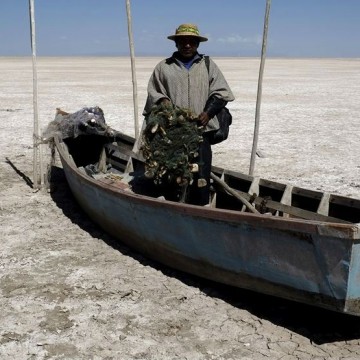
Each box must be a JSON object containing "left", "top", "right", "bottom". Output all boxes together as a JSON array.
[{"left": 204, "top": 96, "right": 227, "bottom": 119}]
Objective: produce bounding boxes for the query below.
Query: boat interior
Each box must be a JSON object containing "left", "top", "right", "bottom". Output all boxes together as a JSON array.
[{"left": 60, "top": 133, "right": 360, "bottom": 225}]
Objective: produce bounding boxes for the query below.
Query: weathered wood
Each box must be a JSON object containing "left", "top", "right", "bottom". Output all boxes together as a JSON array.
[
  {"left": 215, "top": 180, "right": 350, "bottom": 224},
  {"left": 107, "top": 143, "right": 144, "bottom": 162},
  {"left": 249, "top": 0, "right": 272, "bottom": 175},
  {"left": 54, "top": 133, "right": 360, "bottom": 317},
  {"left": 98, "top": 147, "right": 107, "bottom": 173},
  {"left": 29, "top": 0, "right": 43, "bottom": 189},
  {"left": 277, "top": 184, "right": 293, "bottom": 217},
  {"left": 104, "top": 145, "right": 353, "bottom": 224},
  {"left": 125, "top": 0, "right": 139, "bottom": 139},
  {"left": 317, "top": 192, "right": 331, "bottom": 216},
  {"left": 210, "top": 173, "right": 260, "bottom": 214}
]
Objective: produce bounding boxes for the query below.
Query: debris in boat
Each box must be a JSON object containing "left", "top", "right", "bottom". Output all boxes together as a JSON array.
[
  {"left": 83, "top": 162, "right": 112, "bottom": 177},
  {"left": 141, "top": 104, "right": 203, "bottom": 188},
  {"left": 258, "top": 195, "right": 273, "bottom": 214},
  {"left": 197, "top": 178, "right": 207, "bottom": 188},
  {"left": 106, "top": 173, "right": 123, "bottom": 181},
  {"left": 56, "top": 108, "right": 69, "bottom": 116},
  {"left": 42, "top": 106, "right": 117, "bottom": 141},
  {"left": 190, "top": 163, "right": 199, "bottom": 173}
]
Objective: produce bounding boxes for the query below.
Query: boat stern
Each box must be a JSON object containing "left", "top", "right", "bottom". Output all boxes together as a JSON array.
[{"left": 345, "top": 224, "right": 360, "bottom": 315}]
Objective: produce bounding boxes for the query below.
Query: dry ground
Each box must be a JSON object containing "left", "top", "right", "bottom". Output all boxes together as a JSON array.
[{"left": 0, "top": 57, "right": 360, "bottom": 359}]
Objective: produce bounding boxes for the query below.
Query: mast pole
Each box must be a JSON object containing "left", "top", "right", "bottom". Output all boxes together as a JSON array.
[
  {"left": 249, "top": 0, "right": 272, "bottom": 176},
  {"left": 125, "top": 0, "right": 139, "bottom": 139},
  {"left": 29, "top": 0, "right": 43, "bottom": 189}
]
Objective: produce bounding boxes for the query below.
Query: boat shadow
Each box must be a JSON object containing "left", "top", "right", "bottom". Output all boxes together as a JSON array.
[{"left": 49, "top": 165, "right": 360, "bottom": 345}]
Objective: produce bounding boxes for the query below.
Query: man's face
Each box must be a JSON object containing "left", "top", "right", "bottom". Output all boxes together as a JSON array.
[{"left": 176, "top": 36, "right": 199, "bottom": 58}]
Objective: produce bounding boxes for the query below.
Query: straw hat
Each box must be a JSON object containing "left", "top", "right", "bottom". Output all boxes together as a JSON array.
[{"left": 167, "top": 23, "right": 208, "bottom": 42}]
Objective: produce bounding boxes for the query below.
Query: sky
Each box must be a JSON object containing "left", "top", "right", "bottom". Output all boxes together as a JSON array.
[{"left": 1, "top": 0, "right": 360, "bottom": 57}]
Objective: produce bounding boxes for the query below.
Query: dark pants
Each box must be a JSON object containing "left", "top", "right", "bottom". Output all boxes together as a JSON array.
[{"left": 188, "top": 132, "right": 212, "bottom": 205}]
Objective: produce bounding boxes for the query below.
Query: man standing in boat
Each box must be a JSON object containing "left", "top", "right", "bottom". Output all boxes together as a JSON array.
[{"left": 143, "top": 23, "right": 235, "bottom": 205}]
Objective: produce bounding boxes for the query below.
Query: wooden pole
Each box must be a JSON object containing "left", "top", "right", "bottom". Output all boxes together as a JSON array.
[
  {"left": 210, "top": 173, "right": 260, "bottom": 214},
  {"left": 29, "top": 0, "right": 43, "bottom": 189},
  {"left": 249, "top": 0, "right": 272, "bottom": 176},
  {"left": 125, "top": 0, "right": 139, "bottom": 140}
]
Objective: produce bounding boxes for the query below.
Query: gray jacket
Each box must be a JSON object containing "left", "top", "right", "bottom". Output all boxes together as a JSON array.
[{"left": 143, "top": 53, "right": 235, "bottom": 132}]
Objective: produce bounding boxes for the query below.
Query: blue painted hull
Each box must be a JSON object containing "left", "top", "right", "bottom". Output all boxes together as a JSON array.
[{"left": 56, "top": 138, "right": 360, "bottom": 316}]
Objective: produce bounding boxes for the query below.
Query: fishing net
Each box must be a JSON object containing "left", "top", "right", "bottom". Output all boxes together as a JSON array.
[
  {"left": 141, "top": 104, "right": 203, "bottom": 187},
  {"left": 42, "top": 106, "right": 115, "bottom": 141}
]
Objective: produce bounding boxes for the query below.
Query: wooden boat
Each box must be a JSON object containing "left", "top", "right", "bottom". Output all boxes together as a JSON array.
[{"left": 51, "top": 110, "right": 360, "bottom": 316}]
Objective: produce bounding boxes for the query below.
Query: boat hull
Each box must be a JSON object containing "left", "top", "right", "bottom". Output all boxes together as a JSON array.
[{"left": 55, "top": 137, "right": 360, "bottom": 316}]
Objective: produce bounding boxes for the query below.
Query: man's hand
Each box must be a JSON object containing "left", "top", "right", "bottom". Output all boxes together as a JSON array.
[
  {"left": 160, "top": 98, "right": 171, "bottom": 107},
  {"left": 198, "top": 112, "right": 210, "bottom": 126}
]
